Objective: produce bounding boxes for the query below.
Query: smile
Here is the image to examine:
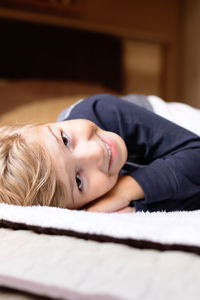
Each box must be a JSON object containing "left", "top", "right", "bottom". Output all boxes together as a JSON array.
[
  {"left": 97, "top": 133, "right": 113, "bottom": 172},
  {"left": 105, "top": 142, "right": 112, "bottom": 168}
]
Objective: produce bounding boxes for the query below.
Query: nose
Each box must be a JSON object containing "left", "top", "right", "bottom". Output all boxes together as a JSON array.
[
  {"left": 74, "top": 138, "right": 104, "bottom": 170},
  {"left": 82, "top": 120, "right": 96, "bottom": 141}
]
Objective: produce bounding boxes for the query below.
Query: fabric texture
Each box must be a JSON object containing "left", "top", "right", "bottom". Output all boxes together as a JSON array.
[
  {"left": 1, "top": 204, "right": 200, "bottom": 299},
  {"left": 1, "top": 225, "right": 200, "bottom": 300},
  {"left": 1, "top": 203, "right": 200, "bottom": 255},
  {"left": 122, "top": 94, "right": 153, "bottom": 111},
  {"left": 148, "top": 95, "right": 200, "bottom": 136}
]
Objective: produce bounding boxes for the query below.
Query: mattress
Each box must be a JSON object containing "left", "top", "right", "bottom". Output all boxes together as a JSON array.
[{"left": 0, "top": 204, "right": 200, "bottom": 300}]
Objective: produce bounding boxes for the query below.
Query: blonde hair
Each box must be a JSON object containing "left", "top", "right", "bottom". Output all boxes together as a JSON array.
[{"left": 0, "top": 124, "right": 66, "bottom": 207}]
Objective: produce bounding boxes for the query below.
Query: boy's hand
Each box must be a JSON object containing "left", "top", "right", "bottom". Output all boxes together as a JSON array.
[{"left": 84, "top": 175, "right": 144, "bottom": 213}]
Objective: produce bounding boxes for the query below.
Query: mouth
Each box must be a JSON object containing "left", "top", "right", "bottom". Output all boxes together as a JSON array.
[
  {"left": 104, "top": 142, "right": 112, "bottom": 170},
  {"left": 97, "top": 134, "right": 113, "bottom": 172}
]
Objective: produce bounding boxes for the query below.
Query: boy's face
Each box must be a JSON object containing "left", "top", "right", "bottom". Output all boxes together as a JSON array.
[{"left": 30, "top": 120, "right": 127, "bottom": 209}]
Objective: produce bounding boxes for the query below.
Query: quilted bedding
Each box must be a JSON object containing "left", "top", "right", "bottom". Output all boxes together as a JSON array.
[{"left": 0, "top": 204, "right": 200, "bottom": 300}]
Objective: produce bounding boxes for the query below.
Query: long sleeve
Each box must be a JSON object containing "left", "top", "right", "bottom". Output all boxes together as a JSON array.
[{"left": 59, "top": 94, "right": 200, "bottom": 212}]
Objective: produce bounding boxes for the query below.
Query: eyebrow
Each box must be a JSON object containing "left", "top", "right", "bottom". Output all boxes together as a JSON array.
[
  {"left": 47, "top": 125, "right": 61, "bottom": 145},
  {"left": 47, "top": 125, "right": 75, "bottom": 205}
]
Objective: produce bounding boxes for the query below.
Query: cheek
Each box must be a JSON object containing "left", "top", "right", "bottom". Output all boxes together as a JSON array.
[
  {"left": 89, "top": 174, "right": 117, "bottom": 201},
  {"left": 76, "top": 175, "right": 118, "bottom": 209}
]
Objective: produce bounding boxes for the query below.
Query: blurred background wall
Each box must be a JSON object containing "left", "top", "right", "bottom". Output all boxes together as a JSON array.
[
  {"left": 180, "top": 0, "right": 200, "bottom": 108},
  {"left": 0, "top": 0, "right": 200, "bottom": 110}
]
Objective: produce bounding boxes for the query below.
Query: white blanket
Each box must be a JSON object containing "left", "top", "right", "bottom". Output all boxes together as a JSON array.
[
  {"left": 0, "top": 203, "right": 200, "bottom": 255},
  {"left": 1, "top": 204, "right": 200, "bottom": 299}
]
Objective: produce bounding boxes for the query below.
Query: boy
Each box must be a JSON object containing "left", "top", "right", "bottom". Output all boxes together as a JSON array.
[
  {"left": 0, "top": 94, "right": 200, "bottom": 213},
  {"left": 54, "top": 93, "right": 200, "bottom": 212}
]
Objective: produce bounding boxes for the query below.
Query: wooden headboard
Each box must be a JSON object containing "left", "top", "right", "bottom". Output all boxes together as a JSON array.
[{"left": 0, "top": 0, "right": 182, "bottom": 106}]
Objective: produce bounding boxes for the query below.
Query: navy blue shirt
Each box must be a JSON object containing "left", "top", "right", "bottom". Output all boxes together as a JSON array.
[{"left": 58, "top": 94, "right": 200, "bottom": 212}]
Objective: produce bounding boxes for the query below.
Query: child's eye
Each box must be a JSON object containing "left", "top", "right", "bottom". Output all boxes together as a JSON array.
[
  {"left": 61, "top": 131, "right": 69, "bottom": 147},
  {"left": 76, "top": 174, "right": 82, "bottom": 191}
]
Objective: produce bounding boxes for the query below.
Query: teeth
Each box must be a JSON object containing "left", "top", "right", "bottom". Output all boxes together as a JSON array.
[{"left": 105, "top": 143, "right": 111, "bottom": 161}]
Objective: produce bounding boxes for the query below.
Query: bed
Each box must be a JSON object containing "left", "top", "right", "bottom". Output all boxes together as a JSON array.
[
  {"left": 0, "top": 205, "right": 200, "bottom": 300},
  {"left": 0, "top": 80, "right": 200, "bottom": 300}
]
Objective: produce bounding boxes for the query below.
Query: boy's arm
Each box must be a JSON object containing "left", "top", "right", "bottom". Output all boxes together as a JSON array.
[{"left": 84, "top": 175, "right": 144, "bottom": 213}]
